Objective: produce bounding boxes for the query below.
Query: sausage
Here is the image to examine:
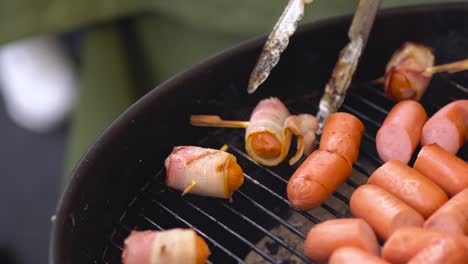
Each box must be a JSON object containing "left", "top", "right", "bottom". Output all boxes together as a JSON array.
[
  {"left": 122, "top": 229, "right": 210, "bottom": 264},
  {"left": 407, "top": 236, "right": 468, "bottom": 264},
  {"left": 245, "top": 97, "right": 292, "bottom": 166},
  {"left": 287, "top": 149, "right": 352, "bottom": 210},
  {"left": 382, "top": 227, "right": 468, "bottom": 264},
  {"left": 424, "top": 188, "right": 468, "bottom": 235},
  {"left": 165, "top": 146, "right": 244, "bottom": 198},
  {"left": 376, "top": 100, "right": 427, "bottom": 163},
  {"left": 350, "top": 184, "right": 424, "bottom": 240},
  {"left": 368, "top": 160, "right": 448, "bottom": 218},
  {"left": 284, "top": 114, "right": 319, "bottom": 165},
  {"left": 319, "top": 112, "right": 365, "bottom": 165},
  {"left": 383, "top": 42, "right": 434, "bottom": 101},
  {"left": 304, "top": 219, "right": 379, "bottom": 262},
  {"left": 421, "top": 100, "right": 468, "bottom": 154},
  {"left": 414, "top": 144, "right": 468, "bottom": 197},
  {"left": 329, "top": 247, "right": 390, "bottom": 264}
]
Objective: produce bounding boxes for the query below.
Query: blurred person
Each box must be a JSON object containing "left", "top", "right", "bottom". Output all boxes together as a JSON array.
[{"left": 0, "top": 35, "right": 77, "bottom": 132}]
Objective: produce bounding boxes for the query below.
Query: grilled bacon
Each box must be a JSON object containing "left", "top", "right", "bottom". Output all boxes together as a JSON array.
[
  {"left": 383, "top": 42, "right": 434, "bottom": 101},
  {"left": 165, "top": 146, "right": 244, "bottom": 198},
  {"left": 122, "top": 228, "right": 210, "bottom": 264}
]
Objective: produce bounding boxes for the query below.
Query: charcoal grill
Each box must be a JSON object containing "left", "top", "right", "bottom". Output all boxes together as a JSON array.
[{"left": 50, "top": 2, "right": 468, "bottom": 264}]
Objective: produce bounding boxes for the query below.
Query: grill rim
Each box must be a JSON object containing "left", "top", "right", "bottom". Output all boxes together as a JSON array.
[{"left": 50, "top": 2, "right": 468, "bottom": 263}]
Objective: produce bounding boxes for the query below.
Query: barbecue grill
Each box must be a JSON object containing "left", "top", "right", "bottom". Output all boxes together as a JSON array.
[{"left": 50, "top": 2, "right": 468, "bottom": 263}]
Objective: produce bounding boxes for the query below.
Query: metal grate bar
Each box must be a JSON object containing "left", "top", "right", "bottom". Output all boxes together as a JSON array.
[
  {"left": 146, "top": 197, "right": 248, "bottom": 263},
  {"left": 359, "top": 146, "right": 383, "bottom": 165},
  {"left": 344, "top": 178, "right": 360, "bottom": 189},
  {"left": 137, "top": 214, "right": 164, "bottom": 230},
  {"left": 242, "top": 173, "right": 320, "bottom": 224},
  {"left": 341, "top": 104, "right": 381, "bottom": 130},
  {"left": 348, "top": 93, "right": 390, "bottom": 115},
  {"left": 448, "top": 79, "right": 468, "bottom": 93},
  {"left": 330, "top": 192, "right": 349, "bottom": 205},
  {"left": 353, "top": 161, "right": 373, "bottom": 176},
  {"left": 362, "top": 132, "right": 377, "bottom": 144},
  {"left": 236, "top": 191, "right": 306, "bottom": 239},
  {"left": 320, "top": 203, "right": 346, "bottom": 218},
  {"left": 109, "top": 237, "right": 123, "bottom": 251},
  {"left": 220, "top": 202, "right": 313, "bottom": 263},
  {"left": 156, "top": 197, "right": 279, "bottom": 264},
  {"left": 366, "top": 84, "right": 386, "bottom": 97}
]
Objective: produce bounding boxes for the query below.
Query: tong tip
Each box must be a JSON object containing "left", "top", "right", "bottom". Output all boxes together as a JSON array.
[
  {"left": 247, "top": 71, "right": 268, "bottom": 94},
  {"left": 246, "top": 0, "right": 307, "bottom": 94}
]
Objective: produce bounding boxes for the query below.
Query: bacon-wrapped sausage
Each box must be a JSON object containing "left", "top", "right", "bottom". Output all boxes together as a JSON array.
[
  {"left": 245, "top": 97, "right": 292, "bottom": 166},
  {"left": 122, "top": 228, "right": 210, "bottom": 264},
  {"left": 383, "top": 42, "right": 434, "bottom": 101},
  {"left": 284, "top": 114, "right": 319, "bottom": 165},
  {"left": 165, "top": 146, "right": 244, "bottom": 198}
]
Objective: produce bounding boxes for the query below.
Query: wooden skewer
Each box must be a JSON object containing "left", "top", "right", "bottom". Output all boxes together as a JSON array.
[
  {"left": 190, "top": 115, "right": 250, "bottom": 128},
  {"left": 422, "top": 59, "right": 468, "bottom": 77},
  {"left": 182, "top": 180, "right": 197, "bottom": 196},
  {"left": 373, "top": 58, "right": 468, "bottom": 83},
  {"left": 219, "top": 144, "right": 229, "bottom": 152}
]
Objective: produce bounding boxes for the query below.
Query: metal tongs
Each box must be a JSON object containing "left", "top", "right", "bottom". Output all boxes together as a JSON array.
[{"left": 248, "top": 0, "right": 381, "bottom": 134}]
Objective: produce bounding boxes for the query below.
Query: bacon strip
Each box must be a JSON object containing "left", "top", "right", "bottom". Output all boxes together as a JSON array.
[{"left": 284, "top": 114, "right": 319, "bottom": 165}]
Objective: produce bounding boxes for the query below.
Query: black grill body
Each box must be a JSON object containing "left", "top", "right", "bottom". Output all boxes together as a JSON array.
[{"left": 51, "top": 2, "right": 468, "bottom": 263}]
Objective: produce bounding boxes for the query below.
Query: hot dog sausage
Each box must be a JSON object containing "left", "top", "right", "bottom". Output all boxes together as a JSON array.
[
  {"left": 165, "top": 146, "right": 244, "bottom": 198},
  {"left": 368, "top": 160, "right": 448, "bottom": 218},
  {"left": 413, "top": 144, "right": 468, "bottom": 197},
  {"left": 245, "top": 97, "right": 292, "bottom": 166},
  {"left": 304, "top": 219, "right": 379, "bottom": 262},
  {"left": 122, "top": 229, "right": 210, "bottom": 264},
  {"left": 421, "top": 100, "right": 468, "bottom": 154},
  {"left": 424, "top": 188, "right": 468, "bottom": 236},
  {"left": 382, "top": 227, "right": 468, "bottom": 264},
  {"left": 329, "top": 247, "right": 390, "bottom": 264},
  {"left": 319, "top": 112, "right": 365, "bottom": 165},
  {"left": 287, "top": 149, "right": 352, "bottom": 210},
  {"left": 383, "top": 42, "right": 434, "bottom": 101},
  {"left": 376, "top": 100, "right": 427, "bottom": 163},
  {"left": 350, "top": 184, "right": 424, "bottom": 240},
  {"left": 407, "top": 236, "right": 468, "bottom": 264}
]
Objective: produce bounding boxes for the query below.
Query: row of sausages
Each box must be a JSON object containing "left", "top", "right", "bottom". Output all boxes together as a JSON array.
[
  {"left": 302, "top": 98, "right": 468, "bottom": 263},
  {"left": 303, "top": 146, "right": 468, "bottom": 263},
  {"left": 350, "top": 147, "right": 468, "bottom": 239},
  {"left": 305, "top": 220, "right": 468, "bottom": 263}
]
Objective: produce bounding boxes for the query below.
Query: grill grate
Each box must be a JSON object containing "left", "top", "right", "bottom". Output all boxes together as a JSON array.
[{"left": 101, "top": 75, "right": 467, "bottom": 264}]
